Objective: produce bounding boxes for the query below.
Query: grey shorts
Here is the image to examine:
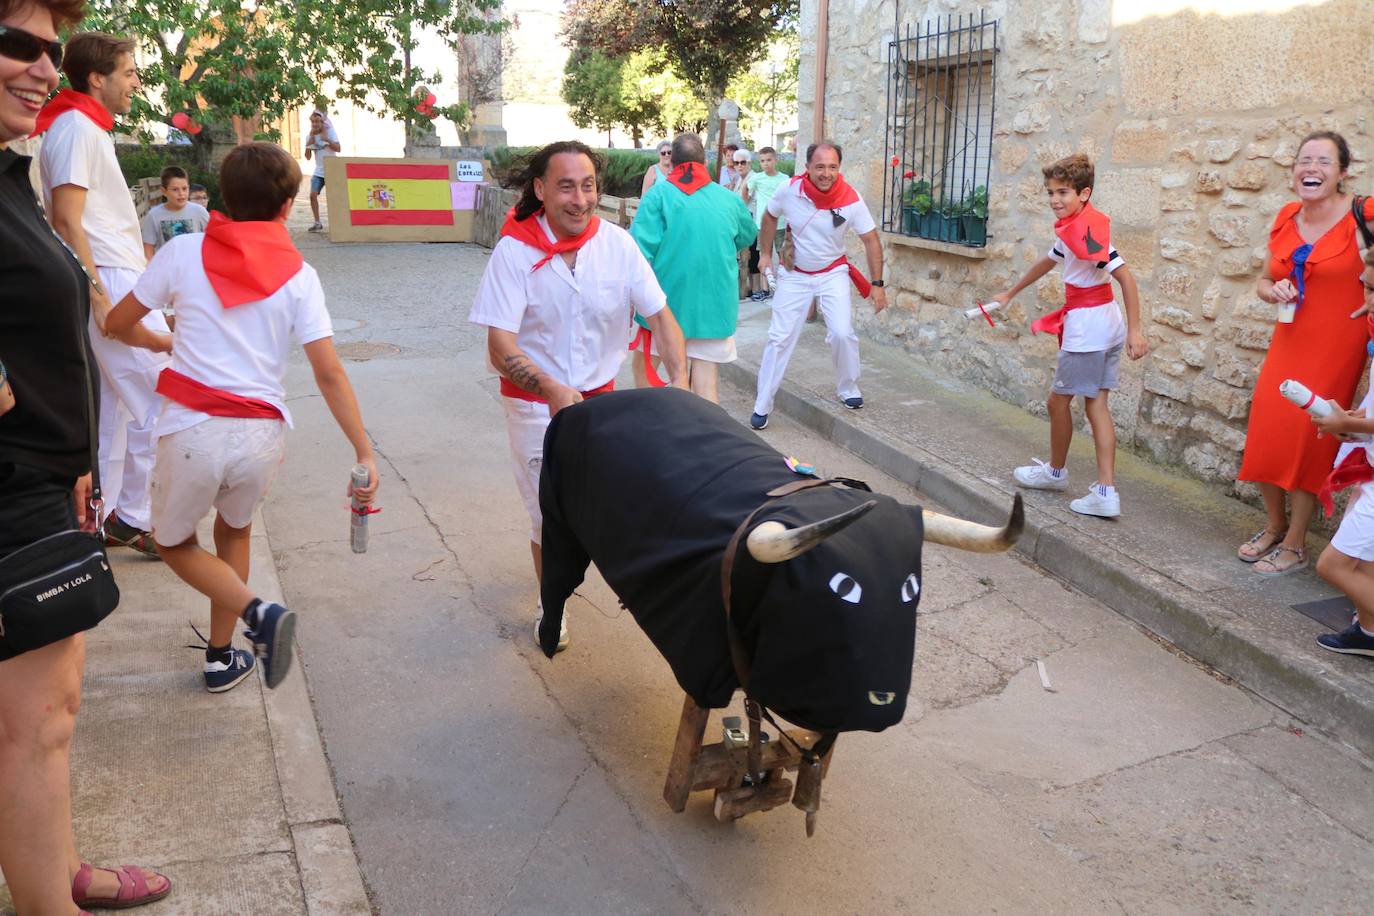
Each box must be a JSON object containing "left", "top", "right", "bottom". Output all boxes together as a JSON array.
[{"left": 1052, "top": 344, "right": 1122, "bottom": 398}]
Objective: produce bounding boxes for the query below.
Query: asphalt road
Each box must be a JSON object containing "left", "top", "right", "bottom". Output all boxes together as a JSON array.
[{"left": 262, "top": 225, "right": 1374, "bottom": 915}]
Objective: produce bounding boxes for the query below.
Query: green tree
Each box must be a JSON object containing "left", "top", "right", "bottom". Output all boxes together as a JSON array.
[
  {"left": 84, "top": 0, "right": 502, "bottom": 146},
  {"left": 561, "top": 47, "right": 626, "bottom": 145},
  {"left": 621, "top": 48, "right": 707, "bottom": 138},
  {"left": 561, "top": 0, "right": 796, "bottom": 128},
  {"left": 727, "top": 29, "right": 798, "bottom": 147}
]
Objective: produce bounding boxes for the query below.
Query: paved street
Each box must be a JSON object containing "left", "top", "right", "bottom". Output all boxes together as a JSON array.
[{"left": 261, "top": 230, "right": 1373, "bottom": 915}]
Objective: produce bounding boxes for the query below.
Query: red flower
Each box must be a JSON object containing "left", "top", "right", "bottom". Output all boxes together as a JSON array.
[
  {"left": 890, "top": 156, "right": 899, "bottom": 167},
  {"left": 903, "top": 171, "right": 914, "bottom": 179}
]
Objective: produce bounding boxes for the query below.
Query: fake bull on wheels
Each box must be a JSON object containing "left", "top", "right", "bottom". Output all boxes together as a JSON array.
[{"left": 538, "top": 388, "right": 1022, "bottom": 836}]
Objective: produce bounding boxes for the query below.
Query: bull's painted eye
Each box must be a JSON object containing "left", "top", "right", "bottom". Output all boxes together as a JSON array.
[
  {"left": 828, "top": 572, "right": 862, "bottom": 604},
  {"left": 900, "top": 573, "right": 920, "bottom": 603}
]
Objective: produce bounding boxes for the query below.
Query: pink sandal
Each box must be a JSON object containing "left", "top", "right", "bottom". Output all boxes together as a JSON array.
[{"left": 72, "top": 862, "right": 171, "bottom": 910}]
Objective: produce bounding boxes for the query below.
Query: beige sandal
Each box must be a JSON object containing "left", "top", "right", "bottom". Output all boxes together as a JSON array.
[
  {"left": 1238, "top": 528, "right": 1286, "bottom": 563},
  {"left": 1254, "top": 545, "right": 1308, "bottom": 577}
]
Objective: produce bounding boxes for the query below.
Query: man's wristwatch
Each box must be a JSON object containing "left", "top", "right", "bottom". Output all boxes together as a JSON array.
[{"left": 871, "top": 279, "right": 885, "bottom": 288}]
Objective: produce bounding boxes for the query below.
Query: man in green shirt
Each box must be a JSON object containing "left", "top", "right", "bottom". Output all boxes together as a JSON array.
[
  {"left": 744, "top": 146, "right": 788, "bottom": 301},
  {"left": 630, "top": 133, "right": 758, "bottom": 403}
]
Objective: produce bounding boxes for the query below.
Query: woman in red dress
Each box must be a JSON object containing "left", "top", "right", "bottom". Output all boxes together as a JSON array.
[{"left": 1238, "top": 131, "right": 1373, "bottom": 575}]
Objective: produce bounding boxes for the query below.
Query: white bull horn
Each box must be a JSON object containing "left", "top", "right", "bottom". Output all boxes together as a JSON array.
[
  {"left": 746, "top": 500, "right": 879, "bottom": 564},
  {"left": 921, "top": 494, "right": 1024, "bottom": 552}
]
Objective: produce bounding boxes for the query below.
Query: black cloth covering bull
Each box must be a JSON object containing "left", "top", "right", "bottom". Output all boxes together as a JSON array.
[{"left": 538, "top": 388, "right": 923, "bottom": 733}]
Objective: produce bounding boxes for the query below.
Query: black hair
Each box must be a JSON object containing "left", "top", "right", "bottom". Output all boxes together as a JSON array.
[
  {"left": 671, "top": 133, "right": 706, "bottom": 167},
  {"left": 513, "top": 140, "right": 604, "bottom": 220},
  {"left": 806, "top": 140, "right": 843, "bottom": 165}
]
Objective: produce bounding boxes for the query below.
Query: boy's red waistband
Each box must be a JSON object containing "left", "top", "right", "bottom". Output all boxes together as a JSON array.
[
  {"left": 156, "top": 369, "right": 283, "bottom": 420},
  {"left": 1031, "top": 283, "right": 1114, "bottom": 342}
]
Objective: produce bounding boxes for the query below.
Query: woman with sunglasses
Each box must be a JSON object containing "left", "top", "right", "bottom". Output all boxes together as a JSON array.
[
  {"left": 639, "top": 139, "right": 672, "bottom": 197},
  {"left": 0, "top": 1, "right": 171, "bottom": 912}
]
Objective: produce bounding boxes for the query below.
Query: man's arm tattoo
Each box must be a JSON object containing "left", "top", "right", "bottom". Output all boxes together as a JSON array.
[{"left": 503, "top": 353, "right": 544, "bottom": 395}]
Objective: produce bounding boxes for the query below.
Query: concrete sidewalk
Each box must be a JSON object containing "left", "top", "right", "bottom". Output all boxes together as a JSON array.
[
  {"left": 721, "top": 301, "right": 1374, "bottom": 759},
  {"left": 0, "top": 512, "right": 370, "bottom": 915}
]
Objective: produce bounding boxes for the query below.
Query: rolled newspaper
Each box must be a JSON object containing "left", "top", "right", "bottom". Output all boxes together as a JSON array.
[
  {"left": 964, "top": 301, "right": 1004, "bottom": 320},
  {"left": 1279, "top": 379, "right": 1333, "bottom": 418},
  {"left": 350, "top": 464, "right": 371, "bottom": 554}
]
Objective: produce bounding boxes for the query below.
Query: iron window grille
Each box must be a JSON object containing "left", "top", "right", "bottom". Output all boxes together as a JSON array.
[{"left": 883, "top": 11, "right": 999, "bottom": 248}]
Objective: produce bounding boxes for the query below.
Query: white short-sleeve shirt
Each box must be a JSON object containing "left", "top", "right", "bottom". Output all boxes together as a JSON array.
[
  {"left": 469, "top": 215, "right": 667, "bottom": 392},
  {"left": 39, "top": 110, "right": 145, "bottom": 271},
  {"left": 132, "top": 234, "right": 335, "bottom": 437},
  {"left": 306, "top": 125, "right": 340, "bottom": 179},
  {"left": 767, "top": 179, "right": 876, "bottom": 272},
  {"left": 1047, "top": 240, "right": 1127, "bottom": 352}
]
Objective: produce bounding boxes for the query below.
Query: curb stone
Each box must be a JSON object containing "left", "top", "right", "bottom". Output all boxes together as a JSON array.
[{"left": 719, "top": 357, "right": 1374, "bottom": 760}]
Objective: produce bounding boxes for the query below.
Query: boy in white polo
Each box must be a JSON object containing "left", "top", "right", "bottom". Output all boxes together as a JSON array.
[
  {"left": 107, "top": 142, "right": 378, "bottom": 693},
  {"left": 469, "top": 140, "right": 688, "bottom": 653}
]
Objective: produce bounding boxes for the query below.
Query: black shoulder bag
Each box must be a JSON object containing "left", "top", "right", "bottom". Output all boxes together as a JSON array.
[{"left": 0, "top": 231, "right": 120, "bottom": 655}]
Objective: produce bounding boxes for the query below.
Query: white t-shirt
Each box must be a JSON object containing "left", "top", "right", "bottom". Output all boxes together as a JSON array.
[
  {"left": 1047, "top": 240, "right": 1127, "bottom": 352},
  {"left": 39, "top": 110, "right": 145, "bottom": 271},
  {"left": 305, "top": 125, "right": 340, "bottom": 178},
  {"left": 767, "top": 179, "right": 877, "bottom": 272},
  {"left": 469, "top": 216, "right": 667, "bottom": 392},
  {"left": 132, "top": 234, "right": 334, "bottom": 437},
  {"left": 141, "top": 202, "right": 210, "bottom": 252}
]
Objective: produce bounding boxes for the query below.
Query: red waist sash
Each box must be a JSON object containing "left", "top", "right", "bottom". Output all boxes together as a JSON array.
[
  {"left": 156, "top": 369, "right": 283, "bottom": 420},
  {"left": 628, "top": 327, "right": 667, "bottom": 388},
  {"left": 1320, "top": 448, "right": 1374, "bottom": 515},
  {"left": 1031, "top": 283, "right": 1115, "bottom": 343},
  {"left": 792, "top": 255, "right": 872, "bottom": 298},
  {"left": 499, "top": 377, "right": 615, "bottom": 404}
]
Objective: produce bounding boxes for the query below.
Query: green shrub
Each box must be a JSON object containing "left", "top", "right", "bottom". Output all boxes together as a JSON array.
[{"left": 115, "top": 143, "right": 223, "bottom": 210}]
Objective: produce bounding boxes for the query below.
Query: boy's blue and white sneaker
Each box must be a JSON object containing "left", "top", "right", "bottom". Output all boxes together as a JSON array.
[
  {"left": 842, "top": 397, "right": 864, "bottom": 410},
  {"left": 1316, "top": 623, "right": 1374, "bottom": 658},
  {"left": 750, "top": 412, "right": 769, "bottom": 430},
  {"left": 204, "top": 649, "right": 256, "bottom": 693},
  {"left": 245, "top": 602, "right": 296, "bottom": 689},
  {"left": 1070, "top": 483, "right": 1121, "bottom": 519},
  {"left": 1013, "top": 458, "right": 1068, "bottom": 491}
]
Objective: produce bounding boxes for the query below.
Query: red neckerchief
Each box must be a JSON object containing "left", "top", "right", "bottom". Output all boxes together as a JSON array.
[
  {"left": 793, "top": 172, "right": 860, "bottom": 210},
  {"left": 29, "top": 88, "right": 114, "bottom": 137},
  {"left": 202, "top": 211, "right": 303, "bottom": 309},
  {"left": 668, "top": 162, "right": 711, "bottom": 195},
  {"left": 499, "top": 208, "right": 601, "bottom": 272},
  {"left": 156, "top": 369, "right": 283, "bottom": 420},
  {"left": 1320, "top": 448, "right": 1374, "bottom": 515},
  {"left": 1054, "top": 202, "right": 1112, "bottom": 264}
]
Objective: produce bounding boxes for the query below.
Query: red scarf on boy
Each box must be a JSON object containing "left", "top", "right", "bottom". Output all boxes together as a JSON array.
[
  {"left": 201, "top": 212, "right": 304, "bottom": 309},
  {"left": 1052, "top": 202, "right": 1112, "bottom": 264},
  {"left": 29, "top": 88, "right": 114, "bottom": 137},
  {"left": 669, "top": 162, "right": 711, "bottom": 195},
  {"left": 499, "top": 208, "right": 601, "bottom": 272}
]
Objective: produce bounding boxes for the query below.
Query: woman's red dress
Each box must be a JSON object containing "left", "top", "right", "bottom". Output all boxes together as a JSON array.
[{"left": 1238, "top": 198, "right": 1374, "bottom": 495}]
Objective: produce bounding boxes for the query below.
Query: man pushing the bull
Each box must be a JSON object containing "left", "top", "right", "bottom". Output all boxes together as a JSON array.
[
  {"left": 469, "top": 140, "right": 689, "bottom": 651},
  {"left": 751, "top": 141, "right": 887, "bottom": 430}
]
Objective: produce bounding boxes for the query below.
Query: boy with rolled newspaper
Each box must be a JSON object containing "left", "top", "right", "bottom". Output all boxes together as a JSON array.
[
  {"left": 106, "top": 142, "right": 379, "bottom": 692},
  {"left": 1305, "top": 246, "right": 1374, "bottom": 659},
  {"left": 988, "top": 154, "right": 1148, "bottom": 518}
]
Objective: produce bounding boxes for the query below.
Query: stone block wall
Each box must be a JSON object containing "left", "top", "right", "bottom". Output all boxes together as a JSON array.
[{"left": 798, "top": 0, "right": 1373, "bottom": 498}]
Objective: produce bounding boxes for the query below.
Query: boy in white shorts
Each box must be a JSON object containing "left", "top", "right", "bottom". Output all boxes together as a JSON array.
[
  {"left": 1308, "top": 250, "right": 1374, "bottom": 659},
  {"left": 107, "top": 142, "right": 378, "bottom": 692},
  {"left": 989, "top": 153, "right": 1148, "bottom": 518}
]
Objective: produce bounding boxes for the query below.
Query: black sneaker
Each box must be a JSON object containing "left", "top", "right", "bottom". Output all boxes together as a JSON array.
[
  {"left": 1316, "top": 623, "right": 1374, "bottom": 658},
  {"left": 245, "top": 602, "right": 297, "bottom": 689},
  {"left": 104, "top": 513, "right": 161, "bottom": 559},
  {"left": 204, "top": 648, "right": 256, "bottom": 693},
  {"left": 842, "top": 397, "right": 864, "bottom": 410},
  {"left": 750, "top": 412, "right": 769, "bottom": 430}
]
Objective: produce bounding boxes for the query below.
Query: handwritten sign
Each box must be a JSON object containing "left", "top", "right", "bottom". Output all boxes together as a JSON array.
[{"left": 456, "top": 160, "right": 484, "bottom": 182}]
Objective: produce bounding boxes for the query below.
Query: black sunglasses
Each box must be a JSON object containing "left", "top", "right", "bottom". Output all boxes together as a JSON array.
[{"left": 0, "top": 25, "right": 63, "bottom": 68}]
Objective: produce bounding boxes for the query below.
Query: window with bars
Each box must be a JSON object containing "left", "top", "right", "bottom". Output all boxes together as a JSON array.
[{"left": 882, "top": 12, "right": 999, "bottom": 248}]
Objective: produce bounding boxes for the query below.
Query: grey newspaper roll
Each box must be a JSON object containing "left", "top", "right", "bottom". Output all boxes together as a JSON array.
[{"left": 350, "top": 464, "right": 371, "bottom": 554}]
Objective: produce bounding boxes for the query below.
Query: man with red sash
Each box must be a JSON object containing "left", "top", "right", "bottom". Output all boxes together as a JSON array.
[
  {"left": 37, "top": 31, "right": 170, "bottom": 556},
  {"left": 1306, "top": 254, "right": 1374, "bottom": 659},
  {"left": 989, "top": 153, "right": 1147, "bottom": 519},
  {"left": 751, "top": 140, "right": 887, "bottom": 430},
  {"left": 469, "top": 140, "right": 688, "bottom": 652},
  {"left": 107, "top": 142, "right": 379, "bottom": 694}
]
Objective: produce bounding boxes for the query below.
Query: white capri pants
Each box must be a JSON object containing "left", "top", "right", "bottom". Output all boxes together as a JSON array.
[
  {"left": 502, "top": 396, "right": 552, "bottom": 545},
  {"left": 753, "top": 265, "right": 860, "bottom": 416}
]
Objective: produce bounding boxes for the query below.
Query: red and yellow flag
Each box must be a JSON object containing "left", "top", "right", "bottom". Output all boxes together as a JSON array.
[{"left": 345, "top": 163, "right": 454, "bottom": 226}]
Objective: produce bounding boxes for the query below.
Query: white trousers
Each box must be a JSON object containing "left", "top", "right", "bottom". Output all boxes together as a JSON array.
[
  {"left": 753, "top": 266, "right": 860, "bottom": 416},
  {"left": 92, "top": 266, "right": 172, "bottom": 530}
]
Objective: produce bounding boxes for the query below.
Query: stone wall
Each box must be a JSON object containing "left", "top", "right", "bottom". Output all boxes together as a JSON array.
[{"left": 799, "top": 0, "right": 1373, "bottom": 498}]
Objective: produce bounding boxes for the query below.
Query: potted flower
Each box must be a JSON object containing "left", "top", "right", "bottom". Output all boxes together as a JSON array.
[
  {"left": 937, "top": 198, "right": 963, "bottom": 242},
  {"left": 961, "top": 185, "right": 989, "bottom": 246},
  {"left": 901, "top": 174, "right": 932, "bottom": 236}
]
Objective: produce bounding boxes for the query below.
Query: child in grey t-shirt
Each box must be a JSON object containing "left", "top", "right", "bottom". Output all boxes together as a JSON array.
[{"left": 142, "top": 165, "right": 210, "bottom": 258}]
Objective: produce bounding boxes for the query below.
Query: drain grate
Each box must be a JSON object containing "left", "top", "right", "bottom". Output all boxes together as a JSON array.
[{"left": 336, "top": 341, "right": 402, "bottom": 360}]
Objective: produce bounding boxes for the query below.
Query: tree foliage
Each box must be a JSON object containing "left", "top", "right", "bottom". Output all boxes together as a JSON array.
[
  {"left": 561, "top": 0, "right": 796, "bottom": 105},
  {"left": 84, "top": 0, "right": 503, "bottom": 143},
  {"left": 727, "top": 28, "right": 798, "bottom": 144},
  {"left": 562, "top": 46, "right": 707, "bottom": 146}
]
